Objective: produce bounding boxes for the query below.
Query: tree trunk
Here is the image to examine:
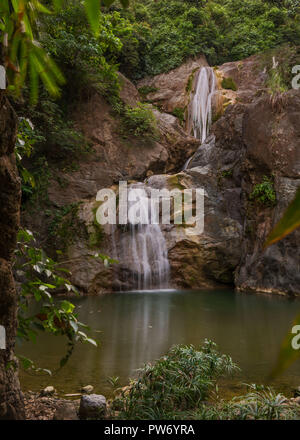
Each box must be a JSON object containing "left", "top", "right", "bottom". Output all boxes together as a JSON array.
[{"left": 0, "top": 86, "right": 24, "bottom": 418}]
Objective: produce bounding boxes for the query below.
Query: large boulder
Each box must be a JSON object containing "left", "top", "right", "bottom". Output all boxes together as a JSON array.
[
  {"left": 79, "top": 394, "right": 106, "bottom": 420},
  {"left": 137, "top": 55, "right": 208, "bottom": 113}
]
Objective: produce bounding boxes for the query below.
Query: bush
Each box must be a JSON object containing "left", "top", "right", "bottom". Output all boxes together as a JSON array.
[
  {"left": 171, "top": 107, "right": 186, "bottom": 124},
  {"left": 261, "top": 44, "right": 300, "bottom": 94},
  {"left": 110, "top": 343, "right": 299, "bottom": 420},
  {"left": 119, "top": 102, "right": 159, "bottom": 141},
  {"left": 250, "top": 176, "right": 276, "bottom": 206},
  {"left": 196, "top": 384, "right": 299, "bottom": 420},
  {"left": 138, "top": 85, "right": 159, "bottom": 98},
  {"left": 111, "top": 340, "right": 239, "bottom": 419},
  {"left": 116, "top": 0, "right": 300, "bottom": 77},
  {"left": 221, "top": 77, "right": 237, "bottom": 91}
]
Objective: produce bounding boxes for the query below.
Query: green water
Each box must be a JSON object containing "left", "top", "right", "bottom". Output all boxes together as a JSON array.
[{"left": 18, "top": 289, "right": 300, "bottom": 398}]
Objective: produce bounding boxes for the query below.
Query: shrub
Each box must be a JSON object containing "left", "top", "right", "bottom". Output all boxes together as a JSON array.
[
  {"left": 196, "top": 384, "right": 299, "bottom": 420},
  {"left": 171, "top": 107, "right": 186, "bottom": 124},
  {"left": 47, "top": 203, "right": 87, "bottom": 252},
  {"left": 261, "top": 44, "right": 300, "bottom": 94},
  {"left": 221, "top": 77, "right": 237, "bottom": 91},
  {"left": 120, "top": 102, "right": 159, "bottom": 141},
  {"left": 111, "top": 340, "right": 239, "bottom": 419},
  {"left": 138, "top": 86, "right": 159, "bottom": 98},
  {"left": 250, "top": 176, "right": 276, "bottom": 206},
  {"left": 109, "top": 344, "right": 299, "bottom": 420}
]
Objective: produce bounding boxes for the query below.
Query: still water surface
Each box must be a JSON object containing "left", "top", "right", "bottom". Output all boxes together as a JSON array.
[{"left": 19, "top": 289, "right": 300, "bottom": 397}]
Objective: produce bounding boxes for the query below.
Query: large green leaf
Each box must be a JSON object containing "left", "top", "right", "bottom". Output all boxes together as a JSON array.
[
  {"left": 85, "top": 0, "right": 101, "bottom": 36},
  {"left": 270, "top": 314, "right": 300, "bottom": 379},
  {"left": 265, "top": 187, "right": 300, "bottom": 247}
]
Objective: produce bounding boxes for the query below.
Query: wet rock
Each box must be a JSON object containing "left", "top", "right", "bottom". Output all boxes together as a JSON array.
[
  {"left": 40, "top": 386, "right": 56, "bottom": 397},
  {"left": 138, "top": 55, "right": 208, "bottom": 113},
  {"left": 53, "top": 401, "right": 79, "bottom": 420},
  {"left": 79, "top": 394, "right": 106, "bottom": 419},
  {"left": 81, "top": 385, "right": 94, "bottom": 394}
]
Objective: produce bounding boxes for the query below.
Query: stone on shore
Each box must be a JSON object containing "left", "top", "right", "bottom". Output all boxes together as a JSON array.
[{"left": 79, "top": 394, "right": 106, "bottom": 419}]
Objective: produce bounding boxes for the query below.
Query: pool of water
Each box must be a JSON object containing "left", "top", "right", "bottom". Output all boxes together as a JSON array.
[{"left": 18, "top": 289, "right": 300, "bottom": 398}]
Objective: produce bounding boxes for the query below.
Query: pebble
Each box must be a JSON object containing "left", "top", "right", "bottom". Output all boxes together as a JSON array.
[
  {"left": 40, "top": 386, "right": 56, "bottom": 396},
  {"left": 81, "top": 385, "right": 94, "bottom": 394}
]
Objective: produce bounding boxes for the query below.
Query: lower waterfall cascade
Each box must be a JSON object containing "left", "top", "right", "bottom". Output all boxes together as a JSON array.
[{"left": 116, "top": 183, "right": 170, "bottom": 291}]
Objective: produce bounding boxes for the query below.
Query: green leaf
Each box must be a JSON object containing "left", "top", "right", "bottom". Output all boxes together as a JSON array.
[
  {"left": 69, "top": 320, "right": 78, "bottom": 333},
  {"left": 34, "top": 290, "right": 41, "bottom": 302},
  {"left": 102, "top": 0, "right": 116, "bottom": 6},
  {"left": 19, "top": 356, "right": 34, "bottom": 370},
  {"left": 33, "top": 1, "right": 52, "bottom": 14},
  {"left": 265, "top": 188, "right": 300, "bottom": 247},
  {"left": 85, "top": 0, "right": 101, "bottom": 36},
  {"left": 86, "top": 337, "right": 98, "bottom": 347},
  {"left": 60, "top": 300, "right": 75, "bottom": 314},
  {"left": 270, "top": 314, "right": 300, "bottom": 379},
  {"left": 52, "top": 0, "right": 63, "bottom": 11}
]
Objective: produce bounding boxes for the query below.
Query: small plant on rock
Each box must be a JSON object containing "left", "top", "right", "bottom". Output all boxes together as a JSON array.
[
  {"left": 250, "top": 176, "right": 276, "bottom": 206},
  {"left": 120, "top": 102, "right": 159, "bottom": 141}
]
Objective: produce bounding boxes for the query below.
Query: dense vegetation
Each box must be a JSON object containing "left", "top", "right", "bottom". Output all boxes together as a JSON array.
[
  {"left": 12, "top": 0, "right": 300, "bottom": 198},
  {"left": 110, "top": 341, "right": 300, "bottom": 420},
  {"left": 114, "top": 0, "right": 300, "bottom": 78}
]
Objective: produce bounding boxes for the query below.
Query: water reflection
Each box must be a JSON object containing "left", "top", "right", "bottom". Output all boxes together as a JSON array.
[{"left": 19, "top": 290, "right": 300, "bottom": 396}]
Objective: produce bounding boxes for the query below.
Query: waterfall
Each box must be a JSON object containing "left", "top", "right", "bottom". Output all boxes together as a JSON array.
[
  {"left": 188, "top": 66, "right": 216, "bottom": 143},
  {"left": 118, "top": 183, "right": 170, "bottom": 291}
]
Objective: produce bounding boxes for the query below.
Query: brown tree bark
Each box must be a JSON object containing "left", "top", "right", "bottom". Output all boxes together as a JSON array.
[{"left": 0, "top": 85, "right": 24, "bottom": 418}]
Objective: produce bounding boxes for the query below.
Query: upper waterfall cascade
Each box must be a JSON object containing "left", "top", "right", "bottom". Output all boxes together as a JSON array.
[{"left": 189, "top": 66, "right": 217, "bottom": 143}]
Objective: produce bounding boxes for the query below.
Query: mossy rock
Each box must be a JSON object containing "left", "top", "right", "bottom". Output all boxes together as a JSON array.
[
  {"left": 171, "top": 107, "right": 186, "bottom": 124},
  {"left": 167, "top": 175, "right": 185, "bottom": 191},
  {"left": 221, "top": 77, "right": 237, "bottom": 91}
]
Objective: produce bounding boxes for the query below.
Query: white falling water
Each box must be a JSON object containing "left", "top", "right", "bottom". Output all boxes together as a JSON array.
[
  {"left": 121, "top": 183, "right": 170, "bottom": 290},
  {"left": 189, "top": 66, "right": 216, "bottom": 143}
]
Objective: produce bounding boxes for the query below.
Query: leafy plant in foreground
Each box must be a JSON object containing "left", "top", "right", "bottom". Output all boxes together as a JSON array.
[
  {"left": 111, "top": 340, "right": 239, "bottom": 419},
  {"left": 192, "top": 384, "right": 299, "bottom": 420},
  {"left": 14, "top": 228, "right": 97, "bottom": 374}
]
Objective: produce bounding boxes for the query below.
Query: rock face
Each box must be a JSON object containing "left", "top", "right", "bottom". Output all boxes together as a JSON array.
[
  {"left": 138, "top": 55, "right": 208, "bottom": 113},
  {"left": 0, "top": 91, "right": 24, "bottom": 419},
  {"left": 79, "top": 394, "right": 106, "bottom": 419},
  {"left": 26, "top": 54, "right": 300, "bottom": 296},
  {"left": 186, "top": 89, "right": 300, "bottom": 295},
  {"left": 47, "top": 80, "right": 198, "bottom": 207}
]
